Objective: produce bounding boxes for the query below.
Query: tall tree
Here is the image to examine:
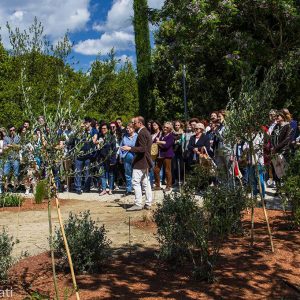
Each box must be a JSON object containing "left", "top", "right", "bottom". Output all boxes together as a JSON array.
[
  {"left": 133, "top": 0, "right": 152, "bottom": 119},
  {"left": 151, "top": 0, "right": 300, "bottom": 120}
]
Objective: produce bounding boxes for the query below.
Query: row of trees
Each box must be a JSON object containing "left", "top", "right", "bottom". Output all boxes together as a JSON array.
[
  {"left": 0, "top": 20, "right": 138, "bottom": 128},
  {"left": 1, "top": 1, "right": 300, "bottom": 125},
  {"left": 135, "top": 0, "right": 300, "bottom": 120}
]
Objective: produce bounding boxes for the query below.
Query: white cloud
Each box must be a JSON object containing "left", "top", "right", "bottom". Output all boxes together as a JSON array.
[
  {"left": 0, "top": 0, "right": 91, "bottom": 46},
  {"left": 93, "top": 0, "right": 132, "bottom": 33},
  {"left": 9, "top": 10, "right": 24, "bottom": 22},
  {"left": 75, "top": 0, "right": 165, "bottom": 56},
  {"left": 74, "top": 31, "right": 134, "bottom": 55}
]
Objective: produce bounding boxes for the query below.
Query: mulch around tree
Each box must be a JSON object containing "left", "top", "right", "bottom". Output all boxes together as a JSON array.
[{"left": 6, "top": 208, "right": 300, "bottom": 299}]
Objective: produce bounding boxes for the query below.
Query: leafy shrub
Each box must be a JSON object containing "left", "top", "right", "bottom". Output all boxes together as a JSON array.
[
  {"left": 203, "top": 184, "right": 248, "bottom": 237},
  {"left": 154, "top": 182, "right": 248, "bottom": 281},
  {"left": 34, "top": 180, "right": 48, "bottom": 204},
  {"left": 154, "top": 192, "right": 213, "bottom": 280},
  {"left": 0, "top": 193, "right": 24, "bottom": 207},
  {"left": 53, "top": 210, "right": 111, "bottom": 274},
  {"left": 280, "top": 151, "right": 300, "bottom": 227},
  {"left": 185, "top": 164, "right": 212, "bottom": 193},
  {"left": 0, "top": 228, "right": 15, "bottom": 281}
]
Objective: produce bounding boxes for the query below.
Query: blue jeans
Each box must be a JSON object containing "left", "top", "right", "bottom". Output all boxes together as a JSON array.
[
  {"left": 52, "top": 165, "right": 61, "bottom": 191},
  {"left": 0, "top": 159, "right": 3, "bottom": 177},
  {"left": 248, "top": 165, "right": 265, "bottom": 198},
  {"left": 74, "top": 159, "right": 91, "bottom": 192},
  {"left": 4, "top": 159, "right": 20, "bottom": 178},
  {"left": 124, "top": 154, "right": 134, "bottom": 192},
  {"left": 100, "top": 164, "right": 114, "bottom": 191}
]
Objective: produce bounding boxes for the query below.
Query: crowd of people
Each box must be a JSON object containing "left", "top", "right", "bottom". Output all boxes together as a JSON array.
[{"left": 0, "top": 109, "right": 299, "bottom": 208}]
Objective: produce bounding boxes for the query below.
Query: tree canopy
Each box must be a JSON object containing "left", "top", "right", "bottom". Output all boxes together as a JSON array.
[
  {"left": 151, "top": 0, "right": 300, "bottom": 120},
  {"left": 0, "top": 20, "right": 138, "bottom": 128}
]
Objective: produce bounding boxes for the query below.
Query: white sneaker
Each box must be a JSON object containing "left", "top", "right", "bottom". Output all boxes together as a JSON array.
[{"left": 25, "top": 189, "right": 30, "bottom": 195}]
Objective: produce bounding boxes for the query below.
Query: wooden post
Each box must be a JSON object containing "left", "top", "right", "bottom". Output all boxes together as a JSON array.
[
  {"left": 250, "top": 205, "right": 255, "bottom": 247},
  {"left": 49, "top": 169, "right": 80, "bottom": 300},
  {"left": 48, "top": 199, "right": 60, "bottom": 300},
  {"left": 54, "top": 195, "right": 80, "bottom": 300}
]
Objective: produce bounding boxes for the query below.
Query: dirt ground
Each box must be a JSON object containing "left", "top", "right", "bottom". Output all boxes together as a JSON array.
[
  {"left": 1, "top": 191, "right": 300, "bottom": 299},
  {"left": 2, "top": 206, "right": 300, "bottom": 299},
  {"left": 0, "top": 192, "right": 161, "bottom": 257}
]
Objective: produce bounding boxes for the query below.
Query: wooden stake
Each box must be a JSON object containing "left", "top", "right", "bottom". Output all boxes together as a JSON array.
[
  {"left": 250, "top": 205, "right": 255, "bottom": 247},
  {"left": 55, "top": 195, "right": 80, "bottom": 300},
  {"left": 129, "top": 216, "right": 132, "bottom": 255},
  {"left": 49, "top": 167, "right": 80, "bottom": 300},
  {"left": 48, "top": 199, "right": 60, "bottom": 300}
]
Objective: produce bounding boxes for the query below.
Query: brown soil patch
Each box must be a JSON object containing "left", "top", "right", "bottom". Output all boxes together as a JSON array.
[
  {"left": 6, "top": 208, "right": 300, "bottom": 300},
  {"left": 0, "top": 198, "right": 72, "bottom": 212},
  {"left": 131, "top": 219, "right": 157, "bottom": 234}
]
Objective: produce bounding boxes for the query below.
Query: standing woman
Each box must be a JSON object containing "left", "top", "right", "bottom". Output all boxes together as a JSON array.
[
  {"left": 119, "top": 123, "right": 138, "bottom": 196},
  {"left": 154, "top": 122, "right": 174, "bottom": 191},
  {"left": 172, "top": 120, "right": 184, "bottom": 185},
  {"left": 149, "top": 121, "right": 162, "bottom": 188},
  {"left": 99, "top": 123, "right": 117, "bottom": 196},
  {"left": 282, "top": 108, "right": 298, "bottom": 153},
  {"left": 0, "top": 129, "right": 5, "bottom": 194},
  {"left": 187, "top": 123, "right": 212, "bottom": 166}
]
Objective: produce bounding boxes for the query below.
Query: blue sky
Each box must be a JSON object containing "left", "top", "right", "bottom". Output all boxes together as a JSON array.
[{"left": 0, "top": 0, "right": 164, "bottom": 71}]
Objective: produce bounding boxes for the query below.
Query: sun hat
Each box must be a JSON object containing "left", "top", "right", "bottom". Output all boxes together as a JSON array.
[{"left": 195, "top": 123, "right": 205, "bottom": 130}]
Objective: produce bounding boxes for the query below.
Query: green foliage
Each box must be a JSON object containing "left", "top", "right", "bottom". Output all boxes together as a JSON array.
[
  {"left": 225, "top": 68, "right": 277, "bottom": 144},
  {"left": 0, "top": 228, "right": 14, "bottom": 281},
  {"left": 133, "top": 0, "right": 152, "bottom": 118},
  {"left": 53, "top": 210, "right": 111, "bottom": 274},
  {"left": 34, "top": 180, "right": 47, "bottom": 204},
  {"left": 0, "top": 193, "right": 24, "bottom": 207},
  {"left": 185, "top": 164, "right": 212, "bottom": 193},
  {"left": 280, "top": 151, "right": 300, "bottom": 227},
  {"left": 151, "top": 0, "right": 300, "bottom": 120},
  {"left": 154, "top": 181, "right": 248, "bottom": 281},
  {"left": 0, "top": 20, "right": 139, "bottom": 128},
  {"left": 203, "top": 184, "right": 248, "bottom": 237},
  {"left": 87, "top": 50, "right": 139, "bottom": 122},
  {"left": 154, "top": 192, "right": 212, "bottom": 280}
]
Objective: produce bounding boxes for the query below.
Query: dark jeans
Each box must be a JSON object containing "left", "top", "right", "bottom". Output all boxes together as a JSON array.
[
  {"left": 52, "top": 165, "right": 61, "bottom": 191},
  {"left": 74, "top": 159, "right": 91, "bottom": 192},
  {"left": 172, "top": 153, "right": 184, "bottom": 184}
]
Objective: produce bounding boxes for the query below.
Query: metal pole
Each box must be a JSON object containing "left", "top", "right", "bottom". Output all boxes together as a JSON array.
[{"left": 183, "top": 64, "right": 188, "bottom": 121}]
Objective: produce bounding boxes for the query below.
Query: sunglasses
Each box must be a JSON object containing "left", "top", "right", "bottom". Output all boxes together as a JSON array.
[{"left": 10, "top": 129, "right": 15, "bottom": 131}]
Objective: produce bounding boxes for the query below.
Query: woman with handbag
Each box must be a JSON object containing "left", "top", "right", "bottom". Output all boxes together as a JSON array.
[
  {"left": 187, "top": 123, "right": 212, "bottom": 166},
  {"left": 154, "top": 122, "right": 175, "bottom": 192},
  {"left": 149, "top": 121, "right": 162, "bottom": 188}
]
